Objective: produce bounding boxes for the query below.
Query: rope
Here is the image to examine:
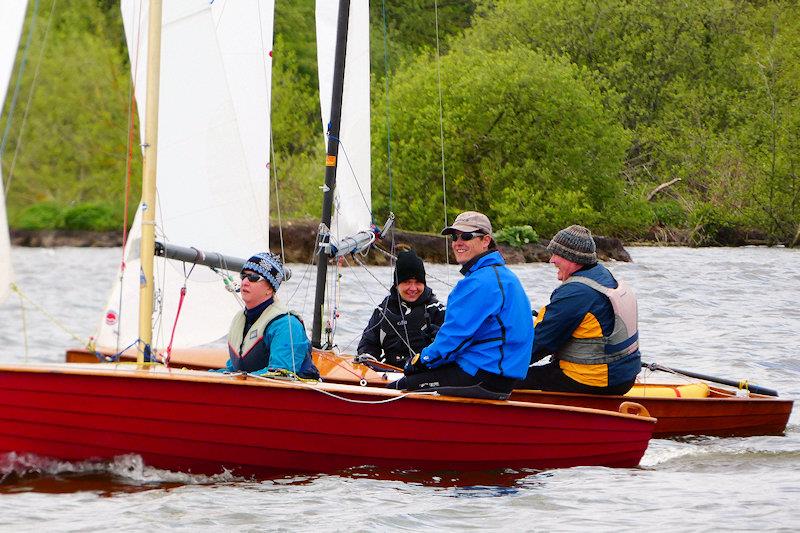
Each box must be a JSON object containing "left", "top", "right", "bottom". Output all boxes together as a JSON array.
[
  {"left": 162, "top": 286, "right": 187, "bottom": 366},
  {"left": 246, "top": 371, "right": 430, "bottom": 404},
  {"left": 313, "top": 350, "right": 370, "bottom": 383},
  {"left": 18, "top": 287, "right": 29, "bottom": 362},
  {"left": 10, "top": 282, "right": 90, "bottom": 348},
  {"left": 93, "top": 339, "right": 139, "bottom": 363}
]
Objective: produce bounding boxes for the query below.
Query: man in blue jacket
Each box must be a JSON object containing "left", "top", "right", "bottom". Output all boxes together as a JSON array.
[
  {"left": 517, "top": 225, "right": 640, "bottom": 395},
  {"left": 388, "top": 211, "right": 534, "bottom": 396}
]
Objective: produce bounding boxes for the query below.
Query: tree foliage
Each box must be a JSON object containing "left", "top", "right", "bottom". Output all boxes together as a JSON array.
[
  {"left": 2, "top": 0, "right": 800, "bottom": 243},
  {"left": 1, "top": 0, "right": 139, "bottom": 230},
  {"left": 373, "top": 45, "right": 630, "bottom": 236}
]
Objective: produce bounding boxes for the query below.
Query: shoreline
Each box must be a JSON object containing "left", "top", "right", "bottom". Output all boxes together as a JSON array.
[{"left": 9, "top": 223, "right": 786, "bottom": 264}]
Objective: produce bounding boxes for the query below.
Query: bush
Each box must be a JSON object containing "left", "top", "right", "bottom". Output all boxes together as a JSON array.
[
  {"left": 688, "top": 202, "right": 737, "bottom": 246},
  {"left": 63, "top": 203, "right": 119, "bottom": 231},
  {"left": 495, "top": 225, "right": 539, "bottom": 248},
  {"left": 652, "top": 200, "right": 687, "bottom": 227},
  {"left": 13, "top": 203, "right": 64, "bottom": 230}
]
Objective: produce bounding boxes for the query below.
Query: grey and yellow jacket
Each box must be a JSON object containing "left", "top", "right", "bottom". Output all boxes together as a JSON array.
[{"left": 532, "top": 263, "right": 640, "bottom": 387}]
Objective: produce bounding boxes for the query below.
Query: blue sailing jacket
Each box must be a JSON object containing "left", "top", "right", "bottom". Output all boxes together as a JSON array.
[{"left": 420, "top": 251, "right": 534, "bottom": 379}]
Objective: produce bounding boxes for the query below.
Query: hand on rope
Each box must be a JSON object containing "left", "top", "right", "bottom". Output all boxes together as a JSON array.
[{"left": 403, "top": 353, "right": 429, "bottom": 376}]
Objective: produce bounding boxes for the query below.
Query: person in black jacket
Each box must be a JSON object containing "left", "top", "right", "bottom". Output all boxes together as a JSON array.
[{"left": 357, "top": 250, "right": 446, "bottom": 368}]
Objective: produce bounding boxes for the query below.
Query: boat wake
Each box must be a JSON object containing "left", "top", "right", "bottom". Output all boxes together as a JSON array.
[{"left": 0, "top": 452, "right": 247, "bottom": 494}]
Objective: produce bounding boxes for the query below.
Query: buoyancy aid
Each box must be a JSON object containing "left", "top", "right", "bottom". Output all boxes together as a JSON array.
[
  {"left": 227, "top": 299, "right": 304, "bottom": 373},
  {"left": 554, "top": 276, "right": 639, "bottom": 365}
]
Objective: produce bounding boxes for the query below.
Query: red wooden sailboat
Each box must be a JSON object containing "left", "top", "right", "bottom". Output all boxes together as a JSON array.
[
  {"left": 0, "top": 363, "right": 656, "bottom": 474},
  {"left": 0, "top": 1, "right": 660, "bottom": 476},
  {"left": 66, "top": 347, "right": 794, "bottom": 439}
]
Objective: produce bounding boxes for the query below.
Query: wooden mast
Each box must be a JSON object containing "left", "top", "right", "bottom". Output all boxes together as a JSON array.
[
  {"left": 311, "top": 0, "right": 351, "bottom": 348},
  {"left": 137, "top": 0, "right": 163, "bottom": 363}
]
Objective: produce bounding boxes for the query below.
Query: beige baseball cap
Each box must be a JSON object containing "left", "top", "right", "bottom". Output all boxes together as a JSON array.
[{"left": 441, "top": 211, "right": 493, "bottom": 236}]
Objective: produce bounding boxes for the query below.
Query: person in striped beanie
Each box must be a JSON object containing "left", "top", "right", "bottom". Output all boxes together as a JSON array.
[{"left": 517, "top": 225, "right": 641, "bottom": 395}]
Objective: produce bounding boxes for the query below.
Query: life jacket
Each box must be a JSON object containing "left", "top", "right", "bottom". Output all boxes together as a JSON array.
[
  {"left": 554, "top": 276, "right": 639, "bottom": 365},
  {"left": 227, "top": 299, "right": 304, "bottom": 373}
]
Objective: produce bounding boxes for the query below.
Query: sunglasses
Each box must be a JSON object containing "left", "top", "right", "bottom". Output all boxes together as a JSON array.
[
  {"left": 449, "top": 232, "right": 485, "bottom": 242},
  {"left": 240, "top": 272, "right": 265, "bottom": 283}
]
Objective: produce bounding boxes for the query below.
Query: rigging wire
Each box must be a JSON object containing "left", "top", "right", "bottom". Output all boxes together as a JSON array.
[
  {"left": 328, "top": 134, "right": 373, "bottom": 223},
  {"left": 380, "top": 0, "right": 394, "bottom": 213},
  {"left": 111, "top": 0, "right": 146, "bottom": 355},
  {"left": 3, "top": 0, "right": 58, "bottom": 196},
  {"left": 433, "top": 0, "right": 452, "bottom": 276},
  {"left": 0, "top": 0, "right": 41, "bottom": 170}
]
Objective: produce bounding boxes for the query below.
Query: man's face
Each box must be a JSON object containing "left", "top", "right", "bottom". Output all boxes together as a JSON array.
[
  {"left": 450, "top": 231, "right": 491, "bottom": 265},
  {"left": 397, "top": 278, "right": 425, "bottom": 302},
  {"left": 549, "top": 254, "right": 582, "bottom": 281},
  {"left": 240, "top": 270, "right": 275, "bottom": 309}
]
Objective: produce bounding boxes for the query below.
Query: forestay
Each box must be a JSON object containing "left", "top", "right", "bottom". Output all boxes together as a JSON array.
[
  {"left": 0, "top": 0, "right": 28, "bottom": 304},
  {"left": 96, "top": 0, "right": 274, "bottom": 351},
  {"left": 316, "top": 0, "right": 371, "bottom": 241}
]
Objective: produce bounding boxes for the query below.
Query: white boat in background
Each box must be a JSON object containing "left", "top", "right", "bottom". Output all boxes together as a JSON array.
[{"left": 0, "top": 0, "right": 29, "bottom": 304}]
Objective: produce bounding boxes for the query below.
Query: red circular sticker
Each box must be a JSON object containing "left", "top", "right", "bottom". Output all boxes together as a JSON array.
[{"left": 105, "top": 310, "right": 118, "bottom": 326}]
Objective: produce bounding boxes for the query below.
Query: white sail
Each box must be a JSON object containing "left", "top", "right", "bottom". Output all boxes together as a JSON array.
[
  {"left": 96, "top": 0, "right": 274, "bottom": 352},
  {"left": 316, "top": 0, "right": 371, "bottom": 241},
  {"left": 0, "top": 0, "right": 28, "bottom": 303}
]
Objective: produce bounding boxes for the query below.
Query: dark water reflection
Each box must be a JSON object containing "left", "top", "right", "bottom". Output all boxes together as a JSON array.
[{"left": 0, "top": 246, "right": 799, "bottom": 530}]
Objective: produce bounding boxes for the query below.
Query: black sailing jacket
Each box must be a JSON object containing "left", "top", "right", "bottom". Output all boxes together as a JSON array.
[{"left": 357, "top": 286, "right": 446, "bottom": 367}]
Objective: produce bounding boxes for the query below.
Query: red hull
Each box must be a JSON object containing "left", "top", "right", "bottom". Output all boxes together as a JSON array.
[
  {"left": 66, "top": 348, "right": 794, "bottom": 439},
  {"left": 0, "top": 364, "right": 654, "bottom": 476},
  {"left": 511, "top": 388, "right": 794, "bottom": 438}
]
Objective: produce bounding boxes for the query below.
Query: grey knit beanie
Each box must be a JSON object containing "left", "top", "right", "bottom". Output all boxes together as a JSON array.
[{"left": 547, "top": 225, "right": 597, "bottom": 264}]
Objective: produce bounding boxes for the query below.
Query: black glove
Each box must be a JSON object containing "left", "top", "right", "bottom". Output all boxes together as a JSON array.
[{"left": 403, "top": 353, "right": 428, "bottom": 376}]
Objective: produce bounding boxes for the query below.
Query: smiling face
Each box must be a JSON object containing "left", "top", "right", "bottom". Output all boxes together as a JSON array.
[
  {"left": 397, "top": 278, "right": 425, "bottom": 303},
  {"left": 240, "top": 270, "right": 275, "bottom": 309},
  {"left": 549, "top": 254, "right": 583, "bottom": 281},
  {"left": 450, "top": 231, "right": 492, "bottom": 265}
]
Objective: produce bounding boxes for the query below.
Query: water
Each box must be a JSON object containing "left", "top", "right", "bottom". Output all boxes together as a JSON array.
[{"left": 1, "top": 246, "right": 799, "bottom": 531}]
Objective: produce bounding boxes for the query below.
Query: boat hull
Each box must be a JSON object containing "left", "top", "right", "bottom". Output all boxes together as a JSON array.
[
  {"left": 66, "top": 347, "right": 794, "bottom": 438},
  {"left": 0, "top": 364, "right": 654, "bottom": 476}
]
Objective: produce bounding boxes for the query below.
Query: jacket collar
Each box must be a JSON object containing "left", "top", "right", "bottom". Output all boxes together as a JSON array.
[
  {"left": 387, "top": 285, "right": 434, "bottom": 310},
  {"left": 460, "top": 250, "right": 504, "bottom": 275}
]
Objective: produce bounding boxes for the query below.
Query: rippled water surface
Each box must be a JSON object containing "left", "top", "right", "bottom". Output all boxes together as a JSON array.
[{"left": 1, "top": 246, "right": 799, "bottom": 531}]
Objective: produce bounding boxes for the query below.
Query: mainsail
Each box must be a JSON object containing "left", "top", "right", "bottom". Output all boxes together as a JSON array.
[
  {"left": 316, "top": 0, "right": 371, "bottom": 241},
  {"left": 95, "top": 0, "right": 274, "bottom": 351},
  {"left": 0, "top": 0, "right": 28, "bottom": 303}
]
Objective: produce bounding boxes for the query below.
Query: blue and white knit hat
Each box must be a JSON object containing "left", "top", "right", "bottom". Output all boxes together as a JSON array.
[{"left": 242, "top": 251, "right": 285, "bottom": 291}]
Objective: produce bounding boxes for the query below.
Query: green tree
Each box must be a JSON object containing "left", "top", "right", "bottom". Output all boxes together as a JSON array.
[
  {"left": 373, "top": 45, "right": 631, "bottom": 236},
  {"left": 2, "top": 0, "right": 139, "bottom": 229}
]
